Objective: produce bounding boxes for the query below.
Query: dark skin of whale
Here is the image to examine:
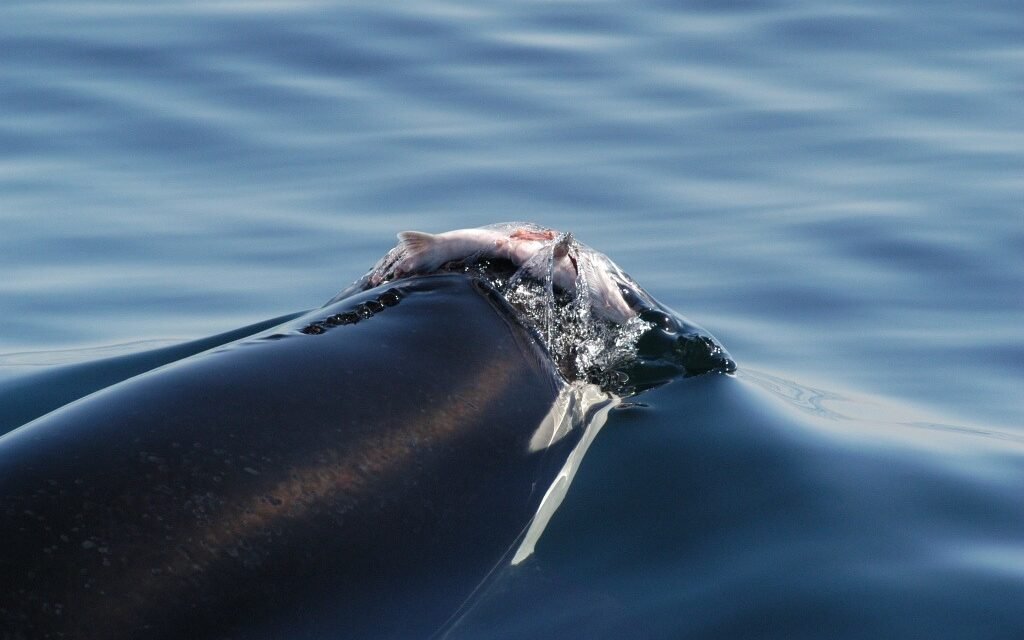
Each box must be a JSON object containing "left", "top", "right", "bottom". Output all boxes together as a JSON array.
[
  {"left": 0, "top": 312, "right": 306, "bottom": 437},
  {"left": 0, "top": 274, "right": 581, "bottom": 639}
]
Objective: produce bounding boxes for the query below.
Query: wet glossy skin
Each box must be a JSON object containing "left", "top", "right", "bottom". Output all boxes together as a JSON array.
[{"left": 0, "top": 275, "right": 577, "bottom": 640}]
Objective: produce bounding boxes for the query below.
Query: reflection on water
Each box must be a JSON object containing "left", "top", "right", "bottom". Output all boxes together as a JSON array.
[
  {"left": 0, "top": 340, "right": 179, "bottom": 368},
  {"left": 741, "top": 367, "right": 1024, "bottom": 466}
]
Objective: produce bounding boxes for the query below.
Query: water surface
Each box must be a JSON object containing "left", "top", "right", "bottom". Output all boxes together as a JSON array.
[{"left": 1, "top": 0, "right": 1022, "bottom": 637}]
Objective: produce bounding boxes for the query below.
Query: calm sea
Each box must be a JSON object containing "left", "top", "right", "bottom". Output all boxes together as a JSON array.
[{"left": 1, "top": 1, "right": 1022, "bottom": 637}]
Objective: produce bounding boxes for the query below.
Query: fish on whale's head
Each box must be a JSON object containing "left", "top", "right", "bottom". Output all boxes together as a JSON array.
[{"left": 336, "top": 222, "right": 736, "bottom": 394}]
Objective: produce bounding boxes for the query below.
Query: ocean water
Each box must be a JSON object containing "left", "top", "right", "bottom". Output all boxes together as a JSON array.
[{"left": 1, "top": 0, "right": 1022, "bottom": 637}]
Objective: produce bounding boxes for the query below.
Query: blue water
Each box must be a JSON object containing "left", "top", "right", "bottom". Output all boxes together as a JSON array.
[{"left": 1, "top": 0, "right": 1022, "bottom": 637}]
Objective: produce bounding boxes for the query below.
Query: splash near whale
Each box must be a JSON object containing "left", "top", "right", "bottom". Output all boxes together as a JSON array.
[{"left": 0, "top": 224, "right": 733, "bottom": 639}]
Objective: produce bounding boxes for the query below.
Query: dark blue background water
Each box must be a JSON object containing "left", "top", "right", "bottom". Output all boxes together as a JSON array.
[{"left": 2, "top": 1, "right": 1022, "bottom": 637}]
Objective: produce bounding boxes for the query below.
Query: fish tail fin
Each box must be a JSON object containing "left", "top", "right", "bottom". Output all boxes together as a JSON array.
[
  {"left": 396, "top": 231, "right": 441, "bottom": 274},
  {"left": 397, "top": 230, "right": 436, "bottom": 254}
]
